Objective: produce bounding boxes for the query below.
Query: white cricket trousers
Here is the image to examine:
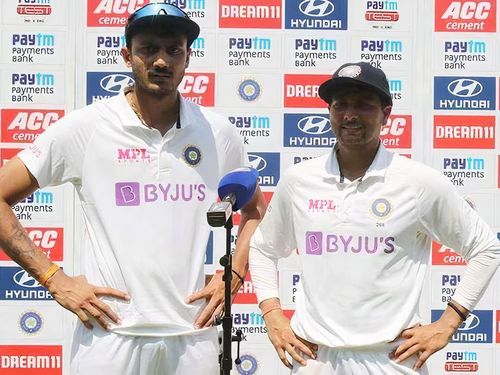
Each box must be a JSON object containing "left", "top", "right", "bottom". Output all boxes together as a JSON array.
[
  {"left": 70, "top": 324, "right": 219, "bottom": 375},
  {"left": 292, "top": 340, "right": 429, "bottom": 375}
]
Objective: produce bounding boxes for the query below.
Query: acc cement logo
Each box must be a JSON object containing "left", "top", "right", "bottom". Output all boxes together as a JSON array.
[
  {"left": 100, "top": 74, "right": 134, "bottom": 93},
  {"left": 237, "top": 353, "right": 258, "bottom": 375},
  {"left": 13, "top": 270, "right": 39, "bottom": 288},
  {"left": 298, "top": 116, "right": 331, "bottom": 134},
  {"left": 238, "top": 79, "right": 261, "bottom": 101},
  {"left": 447, "top": 79, "right": 483, "bottom": 97},
  {"left": 183, "top": 145, "right": 202, "bottom": 167},
  {"left": 371, "top": 198, "right": 391, "bottom": 218},
  {"left": 248, "top": 154, "right": 266, "bottom": 172},
  {"left": 19, "top": 311, "right": 43, "bottom": 335},
  {"left": 299, "top": 0, "right": 335, "bottom": 17}
]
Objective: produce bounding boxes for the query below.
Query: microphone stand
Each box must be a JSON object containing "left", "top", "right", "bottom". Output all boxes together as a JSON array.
[{"left": 216, "top": 214, "right": 243, "bottom": 375}]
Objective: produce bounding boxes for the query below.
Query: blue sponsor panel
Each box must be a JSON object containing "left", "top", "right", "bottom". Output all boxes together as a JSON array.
[
  {"left": 434, "top": 77, "right": 496, "bottom": 110},
  {"left": 431, "top": 310, "right": 492, "bottom": 343},
  {"left": 247, "top": 152, "right": 280, "bottom": 187},
  {"left": 86, "top": 72, "right": 134, "bottom": 104},
  {"left": 285, "top": 0, "right": 348, "bottom": 30},
  {"left": 205, "top": 231, "right": 214, "bottom": 265},
  {"left": 284, "top": 113, "right": 335, "bottom": 148},
  {"left": 0, "top": 266, "right": 53, "bottom": 300}
]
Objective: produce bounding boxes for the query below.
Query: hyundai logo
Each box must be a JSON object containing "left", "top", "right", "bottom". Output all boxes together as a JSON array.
[
  {"left": 248, "top": 154, "right": 267, "bottom": 172},
  {"left": 100, "top": 74, "right": 134, "bottom": 93},
  {"left": 447, "top": 79, "right": 482, "bottom": 98},
  {"left": 299, "top": 0, "right": 335, "bottom": 17},
  {"left": 14, "top": 270, "right": 40, "bottom": 288},
  {"left": 298, "top": 116, "right": 331, "bottom": 135},
  {"left": 458, "top": 313, "right": 480, "bottom": 331}
]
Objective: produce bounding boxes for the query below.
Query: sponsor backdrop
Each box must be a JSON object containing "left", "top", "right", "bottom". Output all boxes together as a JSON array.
[{"left": 0, "top": 0, "right": 499, "bottom": 373}]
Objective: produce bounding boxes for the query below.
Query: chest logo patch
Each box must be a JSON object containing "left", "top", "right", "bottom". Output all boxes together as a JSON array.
[
  {"left": 183, "top": 144, "right": 202, "bottom": 167},
  {"left": 371, "top": 198, "right": 391, "bottom": 218}
]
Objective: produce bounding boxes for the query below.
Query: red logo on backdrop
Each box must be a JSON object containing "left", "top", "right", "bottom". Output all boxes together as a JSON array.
[
  {"left": 0, "top": 345, "right": 62, "bottom": 374},
  {"left": 284, "top": 74, "right": 331, "bottom": 108},
  {"left": 1, "top": 109, "right": 64, "bottom": 144},
  {"left": 365, "top": 11, "right": 399, "bottom": 22},
  {"left": 444, "top": 362, "right": 479, "bottom": 372},
  {"left": 433, "top": 115, "right": 495, "bottom": 149},
  {"left": 380, "top": 115, "right": 412, "bottom": 149},
  {"left": 178, "top": 73, "right": 215, "bottom": 107},
  {"left": 496, "top": 310, "right": 499, "bottom": 343},
  {"left": 233, "top": 191, "right": 273, "bottom": 226},
  {"left": 233, "top": 272, "right": 257, "bottom": 304},
  {"left": 0, "top": 148, "right": 22, "bottom": 166},
  {"left": 219, "top": 0, "right": 282, "bottom": 29},
  {"left": 432, "top": 241, "right": 466, "bottom": 265},
  {"left": 283, "top": 309, "right": 295, "bottom": 320},
  {"left": 435, "top": 0, "right": 496, "bottom": 32},
  {"left": 17, "top": 4, "right": 52, "bottom": 16},
  {"left": 87, "top": 0, "right": 147, "bottom": 27},
  {"left": 0, "top": 228, "right": 64, "bottom": 261},
  {"left": 498, "top": 155, "right": 500, "bottom": 189}
]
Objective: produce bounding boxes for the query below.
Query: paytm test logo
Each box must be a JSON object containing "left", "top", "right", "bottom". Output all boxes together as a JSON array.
[
  {"left": 284, "top": 114, "right": 334, "bottom": 148},
  {"left": 17, "top": 0, "right": 53, "bottom": 16},
  {"left": 87, "top": 72, "right": 134, "bottom": 104},
  {"left": 432, "top": 310, "right": 492, "bottom": 343},
  {"left": 434, "top": 77, "right": 495, "bottom": 110},
  {"left": 365, "top": 0, "right": 399, "bottom": 22},
  {"left": 248, "top": 153, "right": 280, "bottom": 187},
  {"left": 285, "top": 0, "right": 348, "bottom": 30}
]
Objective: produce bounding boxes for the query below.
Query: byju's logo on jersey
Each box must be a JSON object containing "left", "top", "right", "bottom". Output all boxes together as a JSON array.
[
  {"left": 433, "top": 115, "right": 495, "bottom": 149},
  {"left": 432, "top": 310, "right": 493, "bottom": 343},
  {"left": 285, "top": 0, "right": 348, "bottom": 30},
  {"left": 305, "top": 232, "right": 395, "bottom": 255},
  {"left": 247, "top": 152, "right": 280, "bottom": 186},
  {"left": 219, "top": 0, "right": 282, "bottom": 29},
  {"left": 284, "top": 114, "right": 334, "bottom": 148},
  {"left": 115, "top": 182, "right": 207, "bottom": 206},
  {"left": 365, "top": 0, "right": 399, "bottom": 22},
  {"left": 87, "top": 72, "right": 134, "bottom": 104},
  {"left": 0, "top": 267, "right": 53, "bottom": 300},
  {"left": 434, "top": 77, "right": 495, "bottom": 110},
  {"left": 435, "top": 1, "right": 496, "bottom": 32}
]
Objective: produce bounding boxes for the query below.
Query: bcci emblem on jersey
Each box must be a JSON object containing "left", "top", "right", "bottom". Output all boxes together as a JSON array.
[
  {"left": 371, "top": 198, "right": 391, "bottom": 218},
  {"left": 183, "top": 145, "right": 202, "bottom": 167}
]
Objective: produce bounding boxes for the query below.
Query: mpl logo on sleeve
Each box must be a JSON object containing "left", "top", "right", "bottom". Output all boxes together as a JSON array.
[
  {"left": 0, "top": 228, "right": 63, "bottom": 261},
  {"left": 435, "top": 0, "right": 496, "bottom": 32},
  {"left": 434, "top": 76, "right": 496, "bottom": 110},
  {"left": 433, "top": 115, "right": 495, "bottom": 149},
  {"left": 86, "top": 72, "right": 134, "bottom": 104},
  {"left": 284, "top": 74, "right": 331, "bottom": 108},
  {"left": 178, "top": 73, "right": 215, "bottom": 106},
  {"left": 1, "top": 109, "right": 64, "bottom": 143},
  {"left": 87, "top": 0, "right": 145, "bottom": 27},
  {"left": 285, "top": 0, "right": 348, "bottom": 30},
  {"left": 380, "top": 115, "right": 412, "bottom": 149},
  {"left": 0, "top": 345, "right": 62, "bottom": 373},
  {"left": 283, "top": 113, "right": 334, "bottom": 148},
  {"left": 219, "top": 0, "right": 282, "bottom": 29}
]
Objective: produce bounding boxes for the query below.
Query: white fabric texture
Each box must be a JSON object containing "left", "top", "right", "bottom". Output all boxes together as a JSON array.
[{"left": 249, "top": 144, "right": 500, "bottom": 348}]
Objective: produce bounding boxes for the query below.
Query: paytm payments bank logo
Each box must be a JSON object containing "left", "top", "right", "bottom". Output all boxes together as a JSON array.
[
  {"left": 442, "top": 39, "right": 487, "bottom": 70},
  {"left": 442, "top": 156, "right": 485, "bottom": 187},
  {"left": 247, "top": 153, "right": 280, "bottom": 187},
  {"left": 94, "top": 34, "right": 126, "bottom": 65},
  {"left": 11, "top": 33, "right": 55, "bottom": 63},
  {"left": 115, "top": 182, "right": 207, "bottom": 206},
  {"left": 434, "top": 77, "right": 495, "bottom": 110},
  {"left": 359, "top": 39, "right": 403, "bottom": 68},
  {"left": 305, "top": 232, "right": 395, "bottom": 255},
  {"left": 284, "top": 114, "right": 334, "bottom": 148},
  {"left": 433, "top": 115, "right": 495, "bottom": 149},
  {"left": 0, "top": 267, "right": 53, "bottom": 301},
  {"left": 435, "top": 1, "right": 496, "bottom": 32},
  {"left": 87, "top": 72, "right": 134, "bottom": 104},
  {"left": 285, "top": 0, "right": 348, "bottom": 30},
  {"left": 11, "top": 72, "right": 55, "bottom": 103},
  {"left": 432, "top": 310, "right": 492, "bottom": 343}
]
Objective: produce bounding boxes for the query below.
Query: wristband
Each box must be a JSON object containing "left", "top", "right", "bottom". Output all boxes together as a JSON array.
[
  {"left": 260, "top": 300, "right": 282, "bottom": 317},
  {"left": 39, "top": 263, "right": 60, "bottom": 286},
  {"left": 447, "top": 301, "right": 468, "bottom": 321},
  {"left": 232, "top": 269, "right": 245, "bottom": 284}
]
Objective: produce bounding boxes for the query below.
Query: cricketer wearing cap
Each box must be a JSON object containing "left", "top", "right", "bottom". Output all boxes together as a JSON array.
[
  {"left": 249, "top": 62, "right": 500, "bottom": 374},
  {"left": 0, "top": 3, "right": 266, "bottom": 375}
]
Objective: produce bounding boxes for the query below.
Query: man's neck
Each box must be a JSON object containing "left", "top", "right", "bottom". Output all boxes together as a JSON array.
[
  {"left": 336, "top": 141, "right": 380, "bottom": 182},
  {"left": 127, "top": 86, "right": 180, "bottom": 136}
]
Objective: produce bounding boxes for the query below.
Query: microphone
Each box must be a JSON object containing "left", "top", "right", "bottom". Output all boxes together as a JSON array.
[{"left": 207, "top": 167, "right": 259, "bottom": 227}]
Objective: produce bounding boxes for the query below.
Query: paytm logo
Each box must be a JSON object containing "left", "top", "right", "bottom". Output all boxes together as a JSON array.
[
  {"left": 444, "top": 39, "right": 486, "bottom": 53},
  {"left": 434, "top": 77, "right": 495, "bottom": 110},
  {"left": 12, "top": 33, "right": 54, "bottom": 46},
  {"left": 432, "top": 310, "right": 492, "bottom": 343},
  {"left": 443, "top": 157, "right": 484, "bottom": 170},
  {"left": 87, "top": 72, "right": 133, "bottom": 104},
  {"left": 361, "top": 39, "right": 403, "bottom": 52},
  {"left": 248, "top": 152, "right": 279, "bottom": 186},
  {"left": 285, "top": 0, "right": 347, "bottom": 29},
  {"left": 12, "top": 73, "right": 54, "bottom": 86},
  {"left": 115, "top": 182, "right": 207, "bottom": 206},
  {"left": 284, "top": 114, "right": 335, "bottom": 148}
]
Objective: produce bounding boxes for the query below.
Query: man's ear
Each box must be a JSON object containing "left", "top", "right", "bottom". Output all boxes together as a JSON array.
[
  {"left": 185, "top": 49, "right": 191, "bottom": 68},
  {"left": 382, "top": 105, "right": 392, "bottom": 125},
  {"left": 121, "top": 47, "right": 132, "bottom": 67}
]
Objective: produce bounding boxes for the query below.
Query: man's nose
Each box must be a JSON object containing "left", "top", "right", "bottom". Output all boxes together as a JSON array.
[{"left": 153, "top": 50, "right": 170, "bottom": 68}]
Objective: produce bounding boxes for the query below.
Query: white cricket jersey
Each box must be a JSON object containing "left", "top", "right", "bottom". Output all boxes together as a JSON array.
[
  {"left": 250, "top": 144, "right": 500, "bottom": 347},
  {"left": 19, "top": 90, "right": 247, "bottom": 336}
]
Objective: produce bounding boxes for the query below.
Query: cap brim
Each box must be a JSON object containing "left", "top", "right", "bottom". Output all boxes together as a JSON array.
[
  {"left": 126, "top": 15, "right": 200, "bottom": 45},
  {"left": 318, "top": 77, "right": 392, "bottom": 106}
]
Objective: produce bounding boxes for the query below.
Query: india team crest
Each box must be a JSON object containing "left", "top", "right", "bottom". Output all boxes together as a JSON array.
[
  {"left": 236, "top": 353, "right": 258, "bottom": 375},
  {"left": 371, "top": 198, "right": 391, "bottom": 218},
  {"left": 19, "top": 310, "right": 43, "bottom": 335},
  {"left": 183, "top": 145, "right": 202, "bottom": 167}
]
